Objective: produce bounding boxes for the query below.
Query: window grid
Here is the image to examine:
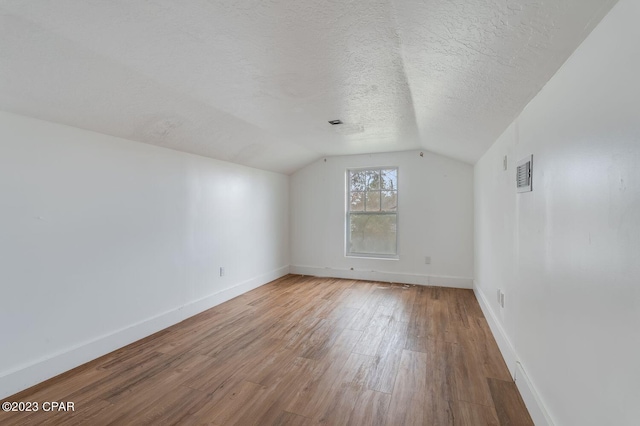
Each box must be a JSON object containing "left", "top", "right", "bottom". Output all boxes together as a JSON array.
[{"left": 346, "top": 167, "right": 398, "bottom": 258}]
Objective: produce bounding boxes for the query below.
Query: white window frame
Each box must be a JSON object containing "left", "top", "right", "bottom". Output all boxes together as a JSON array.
[{"left": 345, "top": 166, "right": 399, "bottom": 259}]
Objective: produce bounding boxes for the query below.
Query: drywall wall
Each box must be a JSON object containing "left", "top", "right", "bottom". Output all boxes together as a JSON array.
[
  {"left": 291, "top": 150, "right": 473, "bottom": 287},
  {"left": 0, "top": 111, "right": 289, "bottom": 398},
  {"left": 474, "top": 0, "right": 640, "bottom": 424}
]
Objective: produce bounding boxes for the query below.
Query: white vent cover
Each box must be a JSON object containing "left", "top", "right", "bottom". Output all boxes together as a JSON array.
[{"left": 517, "top": 155, "right": 533, "bottom": 193}]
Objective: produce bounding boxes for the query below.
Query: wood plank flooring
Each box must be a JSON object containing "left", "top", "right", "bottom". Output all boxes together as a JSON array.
[{"left": 1, "top": 275, "right": 533, "bottom": 425}]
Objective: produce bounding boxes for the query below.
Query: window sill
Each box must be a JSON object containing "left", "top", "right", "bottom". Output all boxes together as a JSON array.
[{"left": 345, "top": 254, "right": 399, "bottom": 261}]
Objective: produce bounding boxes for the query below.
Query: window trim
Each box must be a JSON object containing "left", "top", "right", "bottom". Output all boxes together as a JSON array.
[{"left": 345, "top": 166, "right": 399, "bottom": 259}]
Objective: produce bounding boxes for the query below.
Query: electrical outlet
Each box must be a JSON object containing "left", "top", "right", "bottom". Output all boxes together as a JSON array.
[
  {"left": 424, "top": 256, "right": 431, "bottom": 265},
  {"left": 220, "top": 267, "right": 225, "bottom": 277},
  {"left": 500, "top": 292, "right": 505, "bottom": 308},
  {"left": 503, "top": 155, "right": 508, "bottom": 171}
]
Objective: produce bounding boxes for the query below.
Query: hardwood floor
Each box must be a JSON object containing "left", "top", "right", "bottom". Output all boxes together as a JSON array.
[{"left": 1, "top": 275, "right": 533, "bottom": 425}]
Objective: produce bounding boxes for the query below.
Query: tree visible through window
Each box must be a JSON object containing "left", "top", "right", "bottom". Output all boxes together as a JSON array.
[{"left": 347, "top": 168, "right": 398, "bottom": 257}]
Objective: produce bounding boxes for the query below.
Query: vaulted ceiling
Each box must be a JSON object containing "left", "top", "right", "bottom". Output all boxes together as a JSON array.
[{"left": 0, "top": 0, "right": 616, "bottom": 174}]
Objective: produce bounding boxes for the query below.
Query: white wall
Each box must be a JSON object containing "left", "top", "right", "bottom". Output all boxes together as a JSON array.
[
  {"left": 474, "top": 0, "right": 640, "bottom": 424},
  {"left": 291, "top": 150, "right": 474, "bottom": 288},
  {"left": 0, "top": 111, "right": 289, "bottom": 398}
]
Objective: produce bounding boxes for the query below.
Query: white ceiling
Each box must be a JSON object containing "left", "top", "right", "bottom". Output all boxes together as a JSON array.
[{"left": 0, "top": 0, "right": 616, "bottom": 174}]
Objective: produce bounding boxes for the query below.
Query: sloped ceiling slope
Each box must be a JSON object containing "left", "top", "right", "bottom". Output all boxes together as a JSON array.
[{"left": 0, "top": 0, "right": 615, "bottom": 174}]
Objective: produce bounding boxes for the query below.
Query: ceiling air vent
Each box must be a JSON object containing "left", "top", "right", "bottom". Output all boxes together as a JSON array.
[{"left": 516, "top": 155, "right": 533, "bottom": 193}]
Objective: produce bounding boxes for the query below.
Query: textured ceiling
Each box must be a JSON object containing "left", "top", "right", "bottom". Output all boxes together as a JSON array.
[{"left": 0, "top": 0, "right": 616, "bottom": 174}]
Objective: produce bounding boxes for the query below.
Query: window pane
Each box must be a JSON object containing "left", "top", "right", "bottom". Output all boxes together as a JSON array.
[
  {"left": 349, "top": 213, "right": 397, "bottom": 255},
  {"left": 350, "top": 171, "right": 366, "bottom": 192},
  {"left": 381, "top": 169, "right": 397, "bottom": 190},
  {"left": 381, "top": 191, "right": 397, "bottom": 211},
  {"left": 350, "top": 191, "right": 364, "bottom": 211},
  {"left": 365, "top": 191, "right": 380, "bottom": 211},
  {"left": 366, "top": 170, "right": 380, "bottom": 190}
]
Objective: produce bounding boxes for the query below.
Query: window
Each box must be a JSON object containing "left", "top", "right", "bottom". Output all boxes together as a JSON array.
[{"left": 346, "top": 167, "right": 398, "bottom": 258}]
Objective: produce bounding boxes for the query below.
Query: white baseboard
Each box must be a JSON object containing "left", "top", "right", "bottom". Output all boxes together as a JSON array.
[
  {"left": 0, "top": 265, "right": 289, "bottom": 399},
  {"left": 290, "top": 265, "right": 473, "bottom": 289},
  {"left": 472, "top": 282, "right": 517, "bottom": 377},
  {"left": 473, "top": 281, "right": 553, "bottom": 426},
  {"left": 178, "top": 265, "right": 289, "bottom": 319},
  {"left": 515, "top": 362, "right": 555, "bottom": 426}
]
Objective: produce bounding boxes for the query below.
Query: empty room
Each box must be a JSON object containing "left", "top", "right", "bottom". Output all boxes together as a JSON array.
[{"left": 1, "top": 0, "right": 638, "bottom": 425}]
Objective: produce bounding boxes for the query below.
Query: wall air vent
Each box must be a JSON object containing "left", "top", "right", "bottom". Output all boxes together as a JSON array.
[{"left": 516, "top": 155, "right": 533, "bottom": 193}]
